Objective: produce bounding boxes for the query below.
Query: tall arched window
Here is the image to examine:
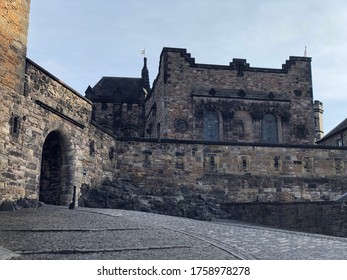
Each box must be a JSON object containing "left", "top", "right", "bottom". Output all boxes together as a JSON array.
[
  {"left": 203, "top": 110, "right": 219, "bottom": 141},
  {"left": 261, "top": 113, "right": 278, "bottom": 143}
]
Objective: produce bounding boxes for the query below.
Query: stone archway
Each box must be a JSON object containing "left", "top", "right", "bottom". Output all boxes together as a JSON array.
[{"left": 39, "top": 131, "right": 72, "bottom": 205}]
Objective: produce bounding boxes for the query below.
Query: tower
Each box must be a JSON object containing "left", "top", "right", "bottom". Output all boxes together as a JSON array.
[
  {"left": 141, "top": 57, "right": 150, "bottom": 96},
  {"left": 313, "top": 100, "right": 324, "bottom": 141},
  {"left": 0, "top": 0, "right": 30, "bottom": 93},
  {"left": 0, "top": 0, "right": 31, "bottom": 206}
]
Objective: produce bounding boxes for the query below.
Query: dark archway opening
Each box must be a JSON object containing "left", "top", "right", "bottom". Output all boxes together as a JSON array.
[{"left": 39, "top": 131, "right": 63, "bottom": 205}]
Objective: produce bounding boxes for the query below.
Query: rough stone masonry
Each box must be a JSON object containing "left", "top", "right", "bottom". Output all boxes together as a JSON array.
[{"left": 1, "top": 1, "right": 347, "bottom": 224}]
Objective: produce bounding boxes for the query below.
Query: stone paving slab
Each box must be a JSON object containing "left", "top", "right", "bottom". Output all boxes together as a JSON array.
[
  {"left": 0, "top": 229, "right": 193, "bottom": 252},
  {"left": 0, "top": 206, "right": 346, "bottom": 260},
  {"left": 85, "top": 208, "right": 347, "bottom": 260},
  {"left": 0, "top": 206, "right": 237, "bottom": 260},
  {"left": 0, "top": 207, "right": 138, "bottom": 230},
  {"left": 13, "top": 245, "right": 234, "bottom": 260}
]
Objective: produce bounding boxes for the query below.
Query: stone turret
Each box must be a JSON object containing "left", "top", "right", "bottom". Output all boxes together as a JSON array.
[
  {"left": 141, "top": 57, "right": 150, "bottom": 95},
  {"left": 313, "top": 100, "right": 324, "bottom": 141}
]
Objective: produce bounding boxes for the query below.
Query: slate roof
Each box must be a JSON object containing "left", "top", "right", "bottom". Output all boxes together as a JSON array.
[
  {"left": 318, "top": 118, "right": 347, "bottom": 141},
  {"left": 87, "top": 77, "right": 145, "bottom": 103}
]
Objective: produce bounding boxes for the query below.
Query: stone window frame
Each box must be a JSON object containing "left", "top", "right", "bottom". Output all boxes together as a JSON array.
[
  {"left": 334, "top": 158, "right": 344, "bottom": 174},
  {"left": 237, "top": 120, "right": 245, "bottom": 140},
  {"left": 175, "top": 151, "right": 185, "bottom": 170},
  {"left": 273, "top": 156, "right": 282, "bottom": 171},
  {"left": 302, "top": 156, "right": 314, "bottom": 173},
  {"left": 204, "top": 153, "right": 218, "bottom": 174},
  {"left": 261, "top": 113, "right": 279, "bottom": 144},
  {"left": 239, "top": 155, "right": 250, "bottom": 171},
  {"left": 89, "top": 140, "right": 95, "bottom": 157}
]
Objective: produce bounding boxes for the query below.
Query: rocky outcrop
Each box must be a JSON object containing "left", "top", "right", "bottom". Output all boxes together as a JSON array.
[{"left": 78, "top": 180, "right": 229, "bottom": 221}]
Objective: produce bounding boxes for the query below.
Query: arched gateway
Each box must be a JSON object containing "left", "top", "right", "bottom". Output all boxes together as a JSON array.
[{"left": 39, "top": 131, "right": 73, "bottom": 205}]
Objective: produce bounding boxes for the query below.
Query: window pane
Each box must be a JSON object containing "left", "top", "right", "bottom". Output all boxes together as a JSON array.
[
  {"left": 262, "top": 113, "right": 278, "bottom": 143},
  {"left": 203, "top": 110, "right": 219, "bottom": 141}
]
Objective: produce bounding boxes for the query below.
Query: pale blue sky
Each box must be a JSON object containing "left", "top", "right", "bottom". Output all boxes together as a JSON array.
[{"left": 27, "top": 0, "right": 347, "bottom": 134}]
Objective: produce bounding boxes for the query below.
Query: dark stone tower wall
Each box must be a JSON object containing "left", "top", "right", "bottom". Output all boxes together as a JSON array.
[{"left": 0, "top": 0, "right": 31, "bottom": 201}]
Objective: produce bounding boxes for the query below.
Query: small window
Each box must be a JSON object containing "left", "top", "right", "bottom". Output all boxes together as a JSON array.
[
  {"left": 210, "top": 156, "right": 216, "bottom": 172},
  {"left": 303, "top": 157, "right": 313, "bottom": 172},
  {"left": 89, "top": 140, "right": 95, "bottom": 157},
  {"left": 240, "top": 156, "right": 249, "bottom": 171},
  {"left": 109, "top": 147, "right": 114, "bottom": 160},
  {"left": 205, "top": 154, "right": 218, "bottom": 173},
  {"left": 237, "top": 121, "right": 245, "bottom": 139},
  {"left": 11, "top": 115, "right": 20, "bottom": 137},
  {"left": 274, "top": 156, "right": 280, "bottom": 170},
  {"left": 337, "top": 139, "right": 343, "bottom": 146}
]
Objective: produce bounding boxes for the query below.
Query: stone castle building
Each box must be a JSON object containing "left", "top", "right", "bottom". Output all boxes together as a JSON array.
[
  {"left": 1, "top": 0, "right": 346, "bottom": 214},
  {"left": 88, "top": 48, "right": 320, "bottom": 145}
]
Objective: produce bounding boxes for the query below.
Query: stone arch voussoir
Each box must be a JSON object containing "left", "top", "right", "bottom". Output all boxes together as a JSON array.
[{"left": 39, "top": 126, "right": 76, "bottom": 206}]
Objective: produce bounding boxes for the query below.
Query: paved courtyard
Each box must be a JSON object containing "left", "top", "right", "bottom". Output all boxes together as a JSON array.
[{"left": 0, "top": 206, "right": 346, "bottom": 260}]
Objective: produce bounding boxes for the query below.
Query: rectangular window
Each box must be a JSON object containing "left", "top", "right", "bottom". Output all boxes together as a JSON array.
[
  {"left": 337, "top": 139, "right": 343, "bottom": 146},
  {"left": 11, "top": 115, "right": 21, "bottom": 137}
]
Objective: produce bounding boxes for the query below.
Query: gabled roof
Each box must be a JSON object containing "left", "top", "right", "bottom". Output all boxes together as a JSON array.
[
  {"left": 319, "top": 118, "right": 347, "bottom": 141},
  {"left": 88, "top": 77, "right": 145, "bottom": 103}
]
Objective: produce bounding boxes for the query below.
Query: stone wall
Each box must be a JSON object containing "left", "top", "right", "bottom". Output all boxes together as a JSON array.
[
  {"left": 0, "top": 0, "right": 31, "bottom": 205},
  {"left": 79, "top": 137, "right": 347, "bottom": 221},
  {"left": 1, "top": 58, "right": 117, "bottom": 208},
  {"left": 0, "top": 0, "right": 30, "bottom": 93},
  {"left": 112, "top": 138, "right": 347, "bottom": 203},
  {"left": 221, "top": 201, "right": 347, "bottom": 237}
]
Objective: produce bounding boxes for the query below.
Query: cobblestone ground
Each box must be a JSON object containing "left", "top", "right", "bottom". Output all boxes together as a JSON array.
[{"left": 0, "top": 206, "right": 346, "bottom": 260}]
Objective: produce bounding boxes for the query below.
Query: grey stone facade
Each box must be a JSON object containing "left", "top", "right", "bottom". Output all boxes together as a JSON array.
[{"left": 145, "top": 48, "right": 316, "bottom": 145}]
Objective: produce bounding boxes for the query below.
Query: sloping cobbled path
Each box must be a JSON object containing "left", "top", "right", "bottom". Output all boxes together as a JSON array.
[
  {"left": 0, "top": 206, "right": 346, "bottom": 260},
  {"left": 81, "top": 208, "right": 347, "bottom": 260}
]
